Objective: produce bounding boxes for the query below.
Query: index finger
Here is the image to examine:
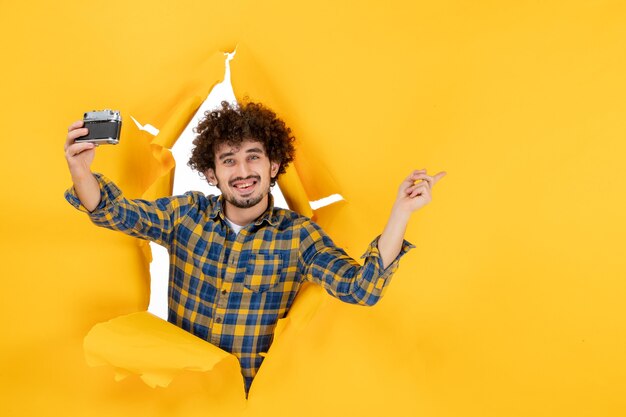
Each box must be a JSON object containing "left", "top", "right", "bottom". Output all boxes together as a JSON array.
[
  {"left": 67, "top": 120, "right": 84, "bottom": 132},
  {"left": 432, "top": 171, "right": 447, "bottom": 185}
]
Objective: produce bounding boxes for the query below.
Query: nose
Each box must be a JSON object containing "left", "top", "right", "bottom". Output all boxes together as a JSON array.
[{"left": 235, "top": 160, "right": 252, "bottom": 178}]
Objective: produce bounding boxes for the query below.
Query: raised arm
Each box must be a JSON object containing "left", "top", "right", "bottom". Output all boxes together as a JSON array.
[
  {"left": 299, "top": 220, "right": 414, "bottom": 306},
  {"left": 63, "top": 120, "right": 204, "bottom": 248},
  {"left": 64, "top": 120, "right": 100, "bottom": 211},
  {"left": 377, "top": 169, "right": 447, "bottom": 268}
]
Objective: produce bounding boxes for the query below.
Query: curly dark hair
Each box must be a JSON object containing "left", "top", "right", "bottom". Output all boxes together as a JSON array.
[{"left": 188, "top": 101, "right": 296, "bottom": 185}]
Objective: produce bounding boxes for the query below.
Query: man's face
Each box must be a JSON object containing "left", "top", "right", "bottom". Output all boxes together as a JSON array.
[{"left": 205, "top": 139, "right": 280, "bottom": 210}]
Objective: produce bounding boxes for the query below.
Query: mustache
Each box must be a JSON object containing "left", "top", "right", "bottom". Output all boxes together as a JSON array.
[{"left": 229, "top": 175, "right": 261, "bottom": 187}]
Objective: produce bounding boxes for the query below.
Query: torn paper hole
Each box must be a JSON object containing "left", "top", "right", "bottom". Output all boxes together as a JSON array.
[
  {"left": 309, "top": 193, "right": 344, "bottom": 210},
  {"left": 129, "top": 48, "right": 237, "bottom": 141},
  {"left": 148, "top": 49, "right": 290, "bottom": 320},
  {"left": 130, "top": 115, "right": 160, "bottom": 136}
]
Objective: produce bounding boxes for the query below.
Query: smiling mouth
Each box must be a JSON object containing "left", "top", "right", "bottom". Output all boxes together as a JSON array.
[
  {"left": 234, "top": 182, "right": 255, "bottom": 191},
  {"left": 230, "top": 176, "right": 260, "bottom": 193}
]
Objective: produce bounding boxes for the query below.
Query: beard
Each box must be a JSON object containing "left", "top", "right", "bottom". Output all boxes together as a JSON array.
[
  {"left": 225, "top": 191, "right": 266, "bottom": 209},
  {"left": 223, "top": 175, "right": 270, "bottom": 209}
]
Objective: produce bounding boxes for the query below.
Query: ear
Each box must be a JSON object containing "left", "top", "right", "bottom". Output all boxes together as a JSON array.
[
  {"left": 205, "top": 169, "right": 218, "bottom": 186},
  {"left": 270, "top": 161, "right": 281, "bottom": 179}
]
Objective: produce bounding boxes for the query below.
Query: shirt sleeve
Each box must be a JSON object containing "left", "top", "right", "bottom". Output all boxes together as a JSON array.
[
  {"left": 298, "top": 220, "right": 414, "bottom": 306},
  {"left": 64, "top": 173, "right": 201, "bottom": 248}
]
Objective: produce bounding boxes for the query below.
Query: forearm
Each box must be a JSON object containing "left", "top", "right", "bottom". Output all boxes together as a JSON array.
[
  {"left": 302, "top": 219, "right": 413, "bottom": 306},
  {"left": 377, "top": 206, "right": 410, "bottom": 269},
  {"left": 71, "top": 170, "right": 101, "bottom": 212},
  {"left": 65, "top": 173, "right": 200, "bottom": 247}
]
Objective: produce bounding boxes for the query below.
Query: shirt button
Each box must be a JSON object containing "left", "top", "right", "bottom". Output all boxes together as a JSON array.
[
  {"left": 221, "top": 289, "right": 227, "bottom": 295},
  {"left": 215, "top": 317, "right": 222, "bottom": 324}
]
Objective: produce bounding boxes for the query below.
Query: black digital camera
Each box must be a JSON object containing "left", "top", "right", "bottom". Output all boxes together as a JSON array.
[{"left": 77, "top": 110, "right": 122, "bottom": 145}]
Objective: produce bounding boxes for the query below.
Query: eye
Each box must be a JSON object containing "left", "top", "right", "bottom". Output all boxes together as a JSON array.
[
  {"left": 223, "top": 159, "right": 234, "bottom": 166},
  {"left": 248, "top": 155, "right": 260, "bottom": 161}
]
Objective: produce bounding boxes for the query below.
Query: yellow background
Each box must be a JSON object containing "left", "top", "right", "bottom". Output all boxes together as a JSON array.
[{"left": 1, "top": 1, "right": 625, "bottom": 416}]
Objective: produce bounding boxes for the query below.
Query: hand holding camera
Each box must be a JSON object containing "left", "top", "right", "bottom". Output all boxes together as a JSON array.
[
  {"left": 64, "top": 110, "right": 122, "bottom": 211},
  {"left": 65, "top": 120, "right": 96, "bottom": 178},
  {"left": 65, "top": 110, "right": 122, "bottom": 177}
]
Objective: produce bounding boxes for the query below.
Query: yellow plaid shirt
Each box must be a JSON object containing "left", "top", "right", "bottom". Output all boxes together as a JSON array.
[{"left": 65, "top": 173, "right": 413, "bottom": 392}]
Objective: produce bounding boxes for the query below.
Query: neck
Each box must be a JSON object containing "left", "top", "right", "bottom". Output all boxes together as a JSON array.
[{"left": 223, "top": 195, "right": 270, "bottom": 226}]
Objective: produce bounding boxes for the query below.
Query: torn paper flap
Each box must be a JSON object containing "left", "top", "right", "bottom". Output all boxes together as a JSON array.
[{"left": 84, "top": 311, "right": 242, "bottom": 389}]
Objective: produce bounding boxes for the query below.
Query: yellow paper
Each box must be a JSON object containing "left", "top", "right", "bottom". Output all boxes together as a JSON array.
[
  {"left": 83, "top": 312, "right": 242, "bottom": 389},
  {"left": 2, "top": 1, "right": 626, "bottom": 417}
]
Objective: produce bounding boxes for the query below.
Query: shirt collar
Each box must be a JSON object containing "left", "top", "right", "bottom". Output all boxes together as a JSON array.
[{"left": 208, "top": 193, "right": 279, "bottom": 227}]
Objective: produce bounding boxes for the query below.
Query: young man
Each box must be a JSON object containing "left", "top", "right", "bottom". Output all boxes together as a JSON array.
[{"left": 64, "top": 101, "right": 446, "bottom": 393}]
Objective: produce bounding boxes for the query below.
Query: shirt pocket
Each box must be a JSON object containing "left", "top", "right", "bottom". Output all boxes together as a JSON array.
[{"left": 244, "top": 253, "right": 282, "bottom": 292}]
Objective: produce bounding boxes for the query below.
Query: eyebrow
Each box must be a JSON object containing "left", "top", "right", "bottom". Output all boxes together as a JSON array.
[
  {"left": 246, "top": 147, "right": 264, "bottom": 155},
  {"left": 218, "top": 147, "right": 265, "bottom": 160}
]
